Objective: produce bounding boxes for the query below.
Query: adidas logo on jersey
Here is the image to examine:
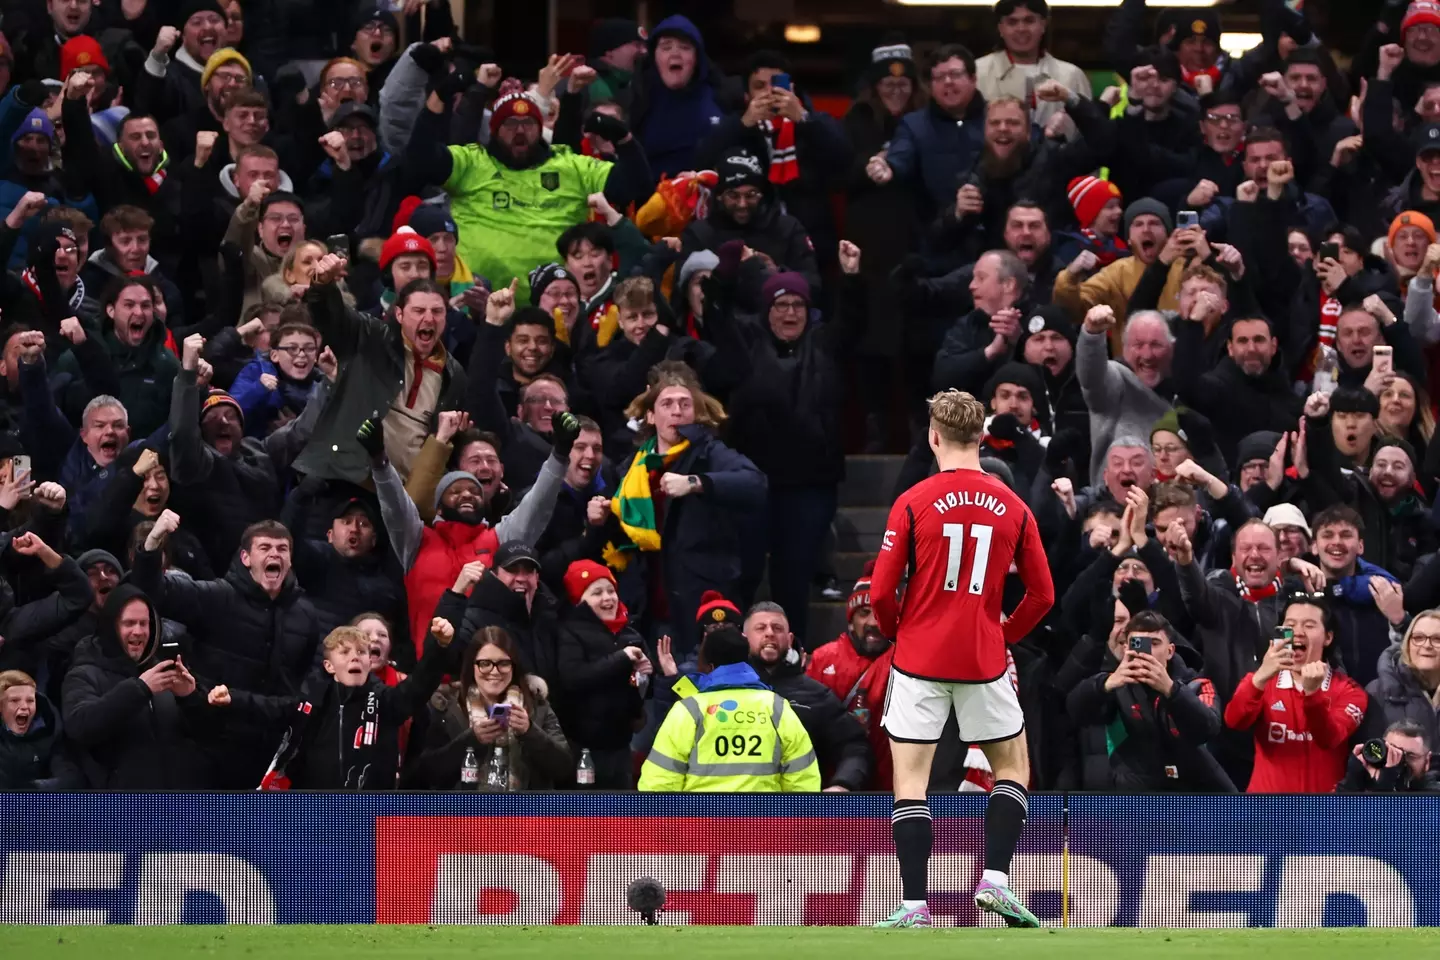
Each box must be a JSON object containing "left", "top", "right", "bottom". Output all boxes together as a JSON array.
[
  {"left": 822, "top": 665, "right": 836, "bottom": 675},
  {"left": 1270, "top": 700, "right": 1285, "bottom": 712}
]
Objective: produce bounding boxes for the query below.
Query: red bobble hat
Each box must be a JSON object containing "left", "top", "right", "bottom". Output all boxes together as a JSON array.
[
  {"left": 1404, "top": 1, "right": 1440, "bottom": 35},
  {"left": 61, "top": 36, "right": 109, "bottom": 78},
  {"left": 849, "top": 559, "right": 875, "bottom": 617},
  {"left": 563, "top": 559, "right": 616, "bottom": 606},
  {"left": 695, "top": 590, "right": 742, "bottom": 627},
  {"left": 489, "top": 91, "right": 542, "bottom": 136},
  {"left": 1067, "top": 175, "right": 1122, "bottom": 230},
  {"left": 379, "top": 226, "right": 436, "bottom": 273}
]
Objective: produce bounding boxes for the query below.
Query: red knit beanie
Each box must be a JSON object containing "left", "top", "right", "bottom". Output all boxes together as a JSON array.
[
  {"left": 1067, "top": 175, "right": 1122, "bottom": 230},
  {"left": 379, "top": 226, "right": 436, "bottom": 273},
  {"left": 563, "top": 559, "right": 615, "bottom": 606},
  {"left": 848, "top": 559, "right": 875, "bottom": 617},
  {"left": 695, "top": 590, "right": 742, "bottom": 627},
  {"left": 489, "top": 91, "right": 542, "bottom": 136}
]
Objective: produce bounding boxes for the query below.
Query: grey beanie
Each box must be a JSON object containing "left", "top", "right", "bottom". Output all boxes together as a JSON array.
[
  {"left": 433, "top": 470, "right": 481, "bottom": 512},
  {"left": 677, "top": 250, "right": 720, "bottom": 300},
  {"left": 1123, "top": 198, "right": 1173, "bottom": 235},
  {"left": 77, "top": 548, "right": 124, "bottom": 573}
]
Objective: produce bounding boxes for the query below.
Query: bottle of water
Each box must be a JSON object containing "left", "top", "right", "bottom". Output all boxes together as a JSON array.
[
  {"left": 577, "top": 748, "right": 596, "bottom": 787},
  {"left": 1313, "top": 343, "right": 1340, "bottom": 395},
  {"left": 485, "top": 745, "right": 511, "bottom": 792},
  {"left": 460, "top": 747, "right": 479, "bottom": 790}
]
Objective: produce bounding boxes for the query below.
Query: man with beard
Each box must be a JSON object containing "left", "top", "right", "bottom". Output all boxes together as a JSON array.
[
  {"left": 404, "top": 419, "right": 514, "bottom": 525},
  {"left": 1173, "top": 310, "right": 1302, "bottom": 464},
  {"left": 1055, "top": 200, "right": 1183, "bottom": 332},
  {"left": 806, "top": 564, "right": 896, "bottom": 790},
  {"left": 133, "top": 510, "right": 322, "bottom": 787},
  {"left": 228, "top": 185, "right": 305, "bottom": 313},
  {"left": 140, "top": 2, "right": 228, "bottom": 123},
  {"left": 158, "top": 49, "right": 256, "bottom": 167},
  {"left": 366, "top": 407, "right": 578, "bottom": 662},
  {"left": 85, "top": 446, "right": 213, "bottom": 580},
  {"left": 281, "top": 495, "right": 410, "bottom": 669},
  {"left": 166, "top": 333, "right": 316, "bottom": 571},
  {"left": 1076, "top": 304, "right": 1176, "bottom": 488},
  {"left": 407, "top": 84, "right": 650, "bottom": 301},
  {"left": 745, "top": 601, "right": 872, "bottom": 791},
  {"left": 56, "top": 277, "right": 178, "bottom": 438},
  {"left": 1256, "top": 51, "right": 1356, "bottom": 188},
  {"left": 61, "top": 583, "right": 211, "bottom": 788},
  {"left": 680, "top": 150, "right": 821, "bottom": 297},
  {"left": 903, "top": 202, "right": 1061, "bottom": 316},
  {"left": 80, "top": 206, "right": 186, "bottom": 332},
  {"left": 1019, "top": 305, "right": 1087, "bottom": 448}
]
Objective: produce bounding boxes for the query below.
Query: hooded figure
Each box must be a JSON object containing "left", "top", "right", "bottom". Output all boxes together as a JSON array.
[
  {"left": 60, "top": 585, "right": 209, "bottom": 789},
  {"left": 633, "top": 15, "right": 727, "bottom": 177}
]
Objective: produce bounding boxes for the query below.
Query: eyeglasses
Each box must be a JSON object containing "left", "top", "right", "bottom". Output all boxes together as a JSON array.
[
  {"left": 326, "top": 76, "right": 366, "bottom": 90},
  {"left": 932, "top": 70, "right": 969, "bottom": 83},
  {"left": 725, "top": 188, "right": 763, "bottom": 204},
  {"left": 499, "top": 117, "right": 540, "bottom": 131},
  {"left": 274, "top": 344, "right": 318, "bottom": 357},
  {"left": 475, "top": 658, "right": 514, "bottom": 673},
  {"left": 1117, "top": 561, "right": 1148, "bottom": 575},
  {"left": 212, "top": 71, "right": 251, "bottom": 87},
  {"left": 358, "top": 21, "right": 392, "bottom": 33},
  {"left": 1151, "top": 444, "right": 1186, "bottom": 457},
  {"left": 1204, "top": 112, "right": 1244, "bottom": 126},
  {"left": 523, "top": 395, "right": 566, "bottom": 409},
  {"left": 262, "top": 214, "right": 303, "bottom": 226},
  {"left": 1411, "top": 634, "right": 1440, "bottom": 649},
  {"left": 771, "top": 300, "right": 807, "bottom": 314}
]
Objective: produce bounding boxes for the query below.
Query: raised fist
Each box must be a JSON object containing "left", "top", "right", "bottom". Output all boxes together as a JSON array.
[
  {"left": 59, "top": 316, "right": 86, "bottom": 345},
  {"left": 1033, "top": 79, "right": 1070, "bottom": 103},
  {"left": 153, "top": 25, "right": 180, "bottom": 57},
  {"left": 838, "top": 240, "right": 861, "bottom": 275},
  {"left": 195, "top": 130, "right": 219, "bottom": 168},
  {"left": 1083, "top": 304, "right": 1116, "bottom": 334},
  {"left": 318, "top": 130, "right": 350, "bottom": 168},
  {"left": 311, "top": 253, "right": 348, "bottom": 286},
  {"left": 1235, "top": 180, "right": 1260, "bottom": 204},
  {"left": 182, "top": 333, "right": 205, "bottom": 371},
  {"left": 431, "top": 617, "right": 456, "bottom": 647},
  {"left": 1379, "top": 44, "right": 1405, "bottom": 80}
]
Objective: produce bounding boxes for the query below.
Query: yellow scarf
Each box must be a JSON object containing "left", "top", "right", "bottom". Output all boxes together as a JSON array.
[{"left": 602, "top": 437, "right": 691, "bottom": 571}]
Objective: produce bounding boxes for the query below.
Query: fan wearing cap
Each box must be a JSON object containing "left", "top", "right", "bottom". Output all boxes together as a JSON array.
[
  {"left": 1055, "top": 197, "right": 1185, "bottom": 334},
  {"left": 693, "top": 50, "right": 849, "bottom": 271},
  {"left": 587, "top": 18, "right": 647, "bottom": 107},
  {"left": 1016, "top": 304, "right": 1085, "bottom": 438},
  {"left": 679, "top": 149, "right": 821, "bottom": 297},
  {"left": 349, "top": 9, "right": 399, "bottom": 82},
  {"left": 975, "top": 0, "right": 1090, "bottom": 129},
  {"left": 407, "top": 201, "right": 479, "bottom": 305},
  {"left": 1055, "top": 176, "right": 1126, "bottom": 272},
  {"left": 553, "top": 558, "right": 649, "bottom": 788},
  {"left": 979, "top": 361, "right": 1047, "bottom": 492},
  {"left": 528, "top": 262, "right": 581, "bottom": 342},
  {"left": 313, "top": 101, "right": 405, "bottom": 243},
  {"left": 406, "top": 56, "right": 651, "bottom": 304},
  {"left": 143, "top": 1, "right": 230, "bottom": 122}
]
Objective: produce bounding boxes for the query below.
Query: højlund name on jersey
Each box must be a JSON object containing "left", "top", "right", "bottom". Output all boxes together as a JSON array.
[{"left": 932, "top": 490, "right": 1008, "bottom": 517}]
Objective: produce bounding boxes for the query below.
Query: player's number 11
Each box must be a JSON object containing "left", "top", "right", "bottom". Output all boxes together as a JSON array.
[{"left": 941, "top": 523, "right": 994, "bottom": 594}]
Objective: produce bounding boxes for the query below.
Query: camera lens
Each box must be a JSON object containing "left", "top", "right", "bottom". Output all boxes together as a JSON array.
[{"left": 1362, "top": 738, "right": 1387, "bottom": 766}]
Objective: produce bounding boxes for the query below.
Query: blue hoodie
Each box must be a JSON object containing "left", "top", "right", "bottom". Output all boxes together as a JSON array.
[
  {"left": 1330, "top": 557, "right": 1399, "bottom": 606},
  {"left": 692, "top": 661, "right": 770, "bottom": 694},
  {"left": 638, "top": 16, "right": 724, "bottom": 178}
]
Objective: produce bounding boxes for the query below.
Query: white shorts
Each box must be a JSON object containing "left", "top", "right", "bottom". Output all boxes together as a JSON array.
[{"left": 881, "top": 669, "right": 1025, "bottom": 744}]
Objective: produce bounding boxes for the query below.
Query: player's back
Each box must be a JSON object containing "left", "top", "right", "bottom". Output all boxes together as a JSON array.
[{"left": 882, "top": 469, "right": 1038, "bottom": 683}]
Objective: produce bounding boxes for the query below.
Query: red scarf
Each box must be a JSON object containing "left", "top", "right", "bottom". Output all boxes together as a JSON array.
[
  {"left": 762, "top": 118, "right": 799, "bottom": 185},
  {"left": 1301, "top": 293, "right": 1343, "bottom": 381},
  {"left": 603, "top": 601, "right": 631, "bottom": 636},
  {"left": 1082, "top": 230, "right": 1129, "bottom": 267},
  {"left": 1182, "top": 64, "right": 1222, "bottom": 91},
  {"left": 1233, "top": 569, "right": 1282, "bottom": 603},
  {"left": 981, "top": 418, "right": 1042, "bottom": 451},
  {"left": 404, "top": 347, "right": 446, "bottom": 408},
  {"left": 142, "top": 168, "right": 168, "bottom": 194}
]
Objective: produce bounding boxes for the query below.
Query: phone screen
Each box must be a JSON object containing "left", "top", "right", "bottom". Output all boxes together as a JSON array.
[
  {"left": 489, "top": 703, "right": 512, "bottom": 726},
  {"left": 1176, "top": 210, "right": 1199, "bottom": 229},
  {"left": 1319, "top": 242, "right": 1340, "bottom": 262},
  {"left": 1374, "top": 345, "right": 1394, "bottom": 374},
  {"left": 771, "top": 73, "right": 791, "bottom": 91},
  {"left": 326, "top": 234, "right": 351, "bottom": 257}
]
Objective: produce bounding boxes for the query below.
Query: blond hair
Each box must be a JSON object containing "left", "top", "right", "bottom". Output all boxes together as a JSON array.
[
  {"left": 927, "top": 389, "right": 985, "bottom": 445},
  {"left": 613, "top": 276, "right": 656, "bottom": 312},
  {"left": 322, "top": 626, "right": 369, "bottom": 659},
  {"left": 0, "top": 670, "right": 36, "bottom": 698},
  {"left": 1402, "top": 611, "right": 1440, "bottom": 708},
  {"left": 1180, "top": 262, "right": 1228, "bottom": 296},
  {"left": 625, "top": 361, "right": 727, "bottom": 438}
]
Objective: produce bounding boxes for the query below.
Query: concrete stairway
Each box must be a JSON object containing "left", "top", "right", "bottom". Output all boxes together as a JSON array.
[{"left": 805, "top": 455, "right": 905, "bottom": 647}]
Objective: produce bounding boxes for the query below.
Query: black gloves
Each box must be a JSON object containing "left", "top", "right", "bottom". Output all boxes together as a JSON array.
[
  {"left": 583, "top": 111, "right": 630, "bottom": 143},
  {"left": 1176, "top": 408, "right": 1216, "bottom": 461},
  {"left": 409, "top": 43, "right": 447, "bottom": 77},
  {"left": 1045, "top": 428, "right": 1083, "bottom": 474},
  {"left": 550, "top": 411, "right": 581, "bottom": 459},
  {"left": 357, "top": 418, "right": 386, "bottom": 467},
  {"left": 1117, "top": 578, "right": 1150, "bottom": 615},
  {"left": 17, "top": 80, "right": 51, "bottom": 110},
  {"left": 715, "top": 239, "right": 747, "bottom": 281},
  {"left": 987, "top": 414, "right": 1023, "bottom": 443}
]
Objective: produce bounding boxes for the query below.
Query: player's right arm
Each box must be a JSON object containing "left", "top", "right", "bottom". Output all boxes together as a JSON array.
[
  {"left": 1001, "top": 509, "right": 1056, "bottom": 644},
  {"left": 871, "top": 496, "right": 913, "bottom": 639}
]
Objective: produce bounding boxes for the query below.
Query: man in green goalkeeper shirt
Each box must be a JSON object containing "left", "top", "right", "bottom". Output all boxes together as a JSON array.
[{"left": 408, "top": 83, "right": 652, "bottom": 302}]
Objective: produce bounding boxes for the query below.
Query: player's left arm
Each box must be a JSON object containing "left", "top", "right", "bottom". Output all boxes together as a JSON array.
[
  {"left": 871, "top": 497, "right": 913, "bottom": 639},
  {"left": 1001, "top": 509, "right": 1055, "bottom": 644}
]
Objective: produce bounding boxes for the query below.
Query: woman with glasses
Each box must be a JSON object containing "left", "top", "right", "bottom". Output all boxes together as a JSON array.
[
  {"left": 403, "top": 626, "right": 571, "bottom": 790},
  {"left": 1364, "top": 610, "right": 1440, "bottom": 770}
]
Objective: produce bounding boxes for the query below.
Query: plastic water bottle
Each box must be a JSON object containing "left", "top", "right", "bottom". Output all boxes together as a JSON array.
[
  {"left": 460, "top": 747, "right": 479, "bottom": 790},
  {"left": 1313, "top": 343, "right": 1340, "bottom": 395},
  {"left": 577, "top": 748, "right": 596, "bottom": 787},
  {"left": 485, "top": 745, "right": 511, "bottom": 792}
]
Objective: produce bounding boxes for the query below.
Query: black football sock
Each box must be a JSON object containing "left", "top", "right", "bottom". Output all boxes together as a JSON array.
[
  {"left": 892, "top": 799, "right": 932, "bottom": 902},
  {"left": 984, "top": 779, "right": 1029, "bottom": 877}
]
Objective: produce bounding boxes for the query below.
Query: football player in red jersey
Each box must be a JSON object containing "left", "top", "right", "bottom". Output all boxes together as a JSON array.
[{"left": 871, "top": 389, "right": 1054, "bottom": 929}]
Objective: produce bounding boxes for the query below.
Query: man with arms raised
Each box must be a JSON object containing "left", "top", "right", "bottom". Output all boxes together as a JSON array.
[{"left": 872, "top": 389, "right": 1054, "bottom": 928}]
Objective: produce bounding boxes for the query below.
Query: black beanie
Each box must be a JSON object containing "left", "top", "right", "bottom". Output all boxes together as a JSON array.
[
  {"left": 588, "top": 18, "right": 643, "bottom": 61},
  {"left": 179, "top": 0, "right": 227, "bottom": 26},
  {"left": 718, "top": 151, "right": 768, "bottom": 191},
  {"left": 983, "top": 361, "right": 1044, "bottom": 405},
  {"left": 1235, "top": 430, "right": 1282, "bottom": 468}
]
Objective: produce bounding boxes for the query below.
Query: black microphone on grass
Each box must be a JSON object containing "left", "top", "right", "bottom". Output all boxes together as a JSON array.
[{"left": 627, "top": 877, "right": 666, "bottom": 925}]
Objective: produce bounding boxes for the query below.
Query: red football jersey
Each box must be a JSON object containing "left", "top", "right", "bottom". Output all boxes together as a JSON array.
[{"left": 871, "top": 468, "right": 1054, "bottom": 683}]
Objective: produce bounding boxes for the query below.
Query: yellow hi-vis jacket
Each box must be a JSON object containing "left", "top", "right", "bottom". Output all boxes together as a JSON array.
[{"left": 638, "top": 680, "right": 821, "bottom": 792}]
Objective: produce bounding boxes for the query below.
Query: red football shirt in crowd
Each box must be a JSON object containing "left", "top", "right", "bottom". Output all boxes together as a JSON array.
[{"left": 871, "top": 468, "right": 1054, "bottom": 683}]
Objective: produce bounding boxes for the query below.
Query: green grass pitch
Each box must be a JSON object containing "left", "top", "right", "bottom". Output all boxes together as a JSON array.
[{"left": 6, "top": 926, "right": 1440, "bottom": 959}]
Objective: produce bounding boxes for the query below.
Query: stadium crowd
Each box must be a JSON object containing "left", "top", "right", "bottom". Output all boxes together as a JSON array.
[{"left": 0, "top": 0, "right": 1439, "bottom": 796}]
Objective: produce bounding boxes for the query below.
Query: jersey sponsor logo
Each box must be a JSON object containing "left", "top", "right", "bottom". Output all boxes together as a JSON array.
[
  {"left": 540, "top": 171, "right": 560, "bottom": 191},
  {"left": 881, "top": 529, "right": 896, "bottom": 551},
  {"left": 1268, "top": 721, "right": 1313, "bottom": 744},
  {"left": 931, "top": 490, "right": 1007, "bottom": 517},
  {"left": 492, "top": 191, "right": 511, "bottom": 210},
  {"left": 1271, "top": 700, "right": 1286, "bottom": 712},
  {"left": 1345, "top": 702, "right": 1364, "bottom": 725}
]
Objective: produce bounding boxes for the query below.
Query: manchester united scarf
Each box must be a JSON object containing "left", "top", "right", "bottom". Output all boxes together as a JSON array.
[{"left": 602, "top": 436, "right": 691, "bottom": 571}]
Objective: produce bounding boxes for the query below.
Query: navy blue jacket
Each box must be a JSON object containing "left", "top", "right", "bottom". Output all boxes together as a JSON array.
[{"left": 885, "top": 96, "right": 987, "bottom": 224}]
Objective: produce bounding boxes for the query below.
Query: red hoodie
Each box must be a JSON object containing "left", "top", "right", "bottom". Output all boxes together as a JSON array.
[{"left": 1223, "top": 665, "right": 1366, "bottom": 793}]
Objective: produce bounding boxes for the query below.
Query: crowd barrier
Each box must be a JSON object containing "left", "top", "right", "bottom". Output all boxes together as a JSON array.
[{"left": 0, "top": 793, "right": 1435, "bottom": 926}]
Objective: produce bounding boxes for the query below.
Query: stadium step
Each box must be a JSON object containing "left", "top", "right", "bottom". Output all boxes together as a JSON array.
[
  {"left": 807, "top": 601, "right": 849, "bottom": 647},
  {"left": 834, "top": 506, "right": 890, "bottom": 553},
  {"left": 838, "top": 455, "right": 906, "bottom": 507}
]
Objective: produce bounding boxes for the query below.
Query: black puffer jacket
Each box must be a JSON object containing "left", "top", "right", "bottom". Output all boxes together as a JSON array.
[
  {"left": 130, "top": 545, "right": 321, "bottom": 787},
  {"left": 553, "top": 602, "right": 647, "bottom": 751},
  {"left": 1365, "top": 643, "right": 1440, "bottom": 769},
  {"left": 60, "top": 585, "right": 211, "bottom": 789},
  {"left": 0, "top": 555, "right": 96, "bottom": 682},
  {"left": 435, "top": 574, "right": 562, "bottom": 684},
  {"left": 0, "top": 691, "right": 83, "bottom": 791},
  {"left": 680, "top": 189, "right": 821, "bottom": 297},
  {"left": 751, "top": 653, "right": 872, "bottom": 791}
]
